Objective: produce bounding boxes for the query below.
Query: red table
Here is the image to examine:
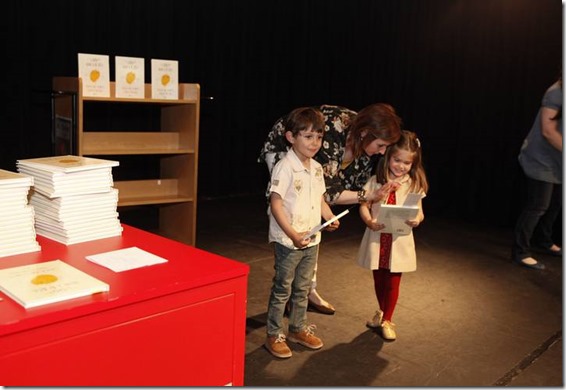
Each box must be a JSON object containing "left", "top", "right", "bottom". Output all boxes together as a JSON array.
[{"left": 0, "top": 224, "right": 249, "bottom": 386}]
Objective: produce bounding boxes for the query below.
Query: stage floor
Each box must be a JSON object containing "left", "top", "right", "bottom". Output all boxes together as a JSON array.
[{"left": 195, "top": 194, "right": 562, "bottom": 387}]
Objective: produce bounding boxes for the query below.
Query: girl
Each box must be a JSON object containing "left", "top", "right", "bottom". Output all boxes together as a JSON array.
[{"left": 356, "top": 130, "right": 429, "bottom": 341}]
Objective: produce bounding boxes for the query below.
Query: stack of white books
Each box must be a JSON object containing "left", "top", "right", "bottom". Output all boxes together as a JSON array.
[
  {"left": 0, "top": 169, "right": 41, "bottom": 257},
  {"left": 17, "top": 155, "right": 122, "bottom": 245}
]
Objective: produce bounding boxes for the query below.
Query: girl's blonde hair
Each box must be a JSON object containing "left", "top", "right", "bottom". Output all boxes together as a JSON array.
[{"left": 375, "top": 130, "right": 429, "bottom": 194}]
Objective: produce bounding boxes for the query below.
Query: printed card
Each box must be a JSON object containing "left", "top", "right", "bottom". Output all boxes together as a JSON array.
[
  {"left": 115, "top": 56, "right": 145, "bottom": 98},
  {"left": 78, "top": 53, "right": 110, "bottom": 97},
  {"left": 151, "top": 59, "right": 179, "bottom": 100}
]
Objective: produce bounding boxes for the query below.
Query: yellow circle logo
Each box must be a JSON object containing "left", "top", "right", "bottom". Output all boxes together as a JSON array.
[
  {"left": 90, "top": 70, "right": 100, "bottom": 82},
  {"left": 31, "top": 274, "right": 59, "bottom": 285}
]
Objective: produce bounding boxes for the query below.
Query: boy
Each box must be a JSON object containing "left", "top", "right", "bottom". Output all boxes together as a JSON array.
[{"left": 265, "top": 107, "right": 340, "bottom": 358}]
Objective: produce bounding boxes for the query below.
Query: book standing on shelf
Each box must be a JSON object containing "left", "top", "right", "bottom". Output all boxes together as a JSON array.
[
  {"left": 0, "top": 259, "right": 109, "bottom": 309},
  {"left": 115, "top": 56, "right": 145, "bottom": 99},
  {"left": 151, "top": 58, "right": 179, "bottom": 100},
  {"left": 78, "top": 53, "right": 110, "bottom": 97}
]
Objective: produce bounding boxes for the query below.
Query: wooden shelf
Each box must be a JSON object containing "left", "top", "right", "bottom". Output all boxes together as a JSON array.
[
  {"left": 52, "top": 77, "right": 200, "bottom": 245},
  {"left": 82, "top": 132, "right": 195, "bottom": 155}
]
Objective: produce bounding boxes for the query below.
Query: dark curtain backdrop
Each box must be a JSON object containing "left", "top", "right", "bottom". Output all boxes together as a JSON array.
[{"left": 1, "top": 0, "right": 562, "bottom": 231}]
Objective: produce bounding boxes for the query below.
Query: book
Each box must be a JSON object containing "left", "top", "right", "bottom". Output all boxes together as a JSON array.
[
  {"left": 115, "top": 56, "right": 145, "bottom": 99},
  {"left": 376, "top": 204, "right": 419, "bottom": 235},
  {"left": 17, "top": 155, "right": 119, "bottom": 173},
  {"left": 0, "top": 259, "right": 109, "bottom": 308},
  {"left": 151, "top": 58, "right": 179, "bottom": 100},
  {"left": 78, "top": 53, "right": 110, "bottom": 97}
]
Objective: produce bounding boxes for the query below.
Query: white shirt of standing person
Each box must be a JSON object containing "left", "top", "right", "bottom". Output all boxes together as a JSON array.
[{"left": 268, "top": 148, "right": 326, "bottom": 249}]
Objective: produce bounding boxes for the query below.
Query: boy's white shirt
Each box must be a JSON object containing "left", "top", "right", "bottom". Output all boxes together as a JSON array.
[{"left": 268, "top": 148, "right": 326, "bottom": 249}]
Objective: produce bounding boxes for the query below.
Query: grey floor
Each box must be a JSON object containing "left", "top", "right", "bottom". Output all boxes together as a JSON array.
[{"left": 195, "top": 194, "right": 563, "bottom": 387}]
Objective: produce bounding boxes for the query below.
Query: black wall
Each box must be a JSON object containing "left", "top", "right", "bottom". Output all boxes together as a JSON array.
[{"left": 2, "top": 0, "right": 563, "bottom": 230}]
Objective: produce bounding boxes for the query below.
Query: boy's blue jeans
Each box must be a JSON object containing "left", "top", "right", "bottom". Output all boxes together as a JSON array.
[
  {"left": 266, "top": 243, "right": 318, "bottom": 337},
  {"left": 512, "top": 176, "right": 562, "bottom": 261}
]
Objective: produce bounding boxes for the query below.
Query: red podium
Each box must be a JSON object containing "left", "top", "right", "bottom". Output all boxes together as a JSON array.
[{"left": 0, "top": 225, "right": 249, "bottom": 386}]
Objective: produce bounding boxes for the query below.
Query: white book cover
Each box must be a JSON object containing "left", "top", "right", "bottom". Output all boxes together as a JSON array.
[
  {"left": 151, "top": 59, "right": 178, "bottom": 100},
  {"left": 115, "top": 56, "right": 145, "bottom": 99},
  {"left": 0, "top": 243, "right": 41, "bottom": 258},
  {"left": 0, "top": 169, "right": 33, "bottom": 188},
  {"left": 30, "top": 189, "right": 117, "bottom": 211},
  {"left": 0, "top": 225, "right": 37, "bottom": 242},
  {"left": 0, "top": 186, "right": 30, "bottom": 198},
  {"left": 35, "top": 213, "right": 120, "bottom": 229},
  {"left": 0, "top": 260, "right": 109, "bottom": 308},
  {"left": 0, "top": 200, "right": 28, "bottom": 212},
  {"left": 376, "top": 204, "right": 420, "bottom": 235},
  {"left": 34, "top": 207, "right": 118, "bottom": 223},
  {"left": 0, "top": 205, "right": 35, "bottom": 221},
  {"left": 78, "top": 53, "right": 110, "bottom": 97},
  {"left": 17, "top": 155, "right": 119, "bottom": 173},
  {"left": 36, "top": 225, "right": 123, "bottom": 245}
]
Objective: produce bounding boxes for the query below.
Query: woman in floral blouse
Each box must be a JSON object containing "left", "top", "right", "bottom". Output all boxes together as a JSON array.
[{"left": 259, "top": 103, "right": 402, "bottom": 314}]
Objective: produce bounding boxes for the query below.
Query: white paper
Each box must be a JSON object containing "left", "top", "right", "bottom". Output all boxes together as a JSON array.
[
  {"left": 403, "top": 193, "right": 425, "bottom": 207},
  {"left": 303, "top": 208, "right": 350, "bottom": 240},
  {"left": 115, "top": 56, "right": 145, "bottom": 98},
  {"left": 86, "top": 246, "right": 168, "bottom": 272},
  {"left": 151, "top": 59, "right": 179, "bottom": 100},
  {"left": 376, "top": 204, "right": 419, "bottom": 235},
  {"left": 78, "top": 53, "right": 110, "bottom": 97}
]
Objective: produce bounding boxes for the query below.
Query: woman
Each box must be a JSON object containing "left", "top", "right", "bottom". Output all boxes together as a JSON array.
[
  {"left": 512, "top": 77, "right": 563, "bottom": 270},
  {"left": 259, "top": 103, "right": 402, "bottom": 313}
]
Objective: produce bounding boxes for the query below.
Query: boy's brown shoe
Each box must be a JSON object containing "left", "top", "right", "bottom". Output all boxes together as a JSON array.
[
  {"left": 265, "top": 334, "right": 292, "bottom": 358},
  {"left": 288, "top": 324, "right": 323, "bottom": 350}
]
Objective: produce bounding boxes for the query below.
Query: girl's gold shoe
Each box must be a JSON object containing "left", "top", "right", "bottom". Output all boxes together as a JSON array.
[{"left": 380, "top": 320, "right": 396, "bottom": 340}]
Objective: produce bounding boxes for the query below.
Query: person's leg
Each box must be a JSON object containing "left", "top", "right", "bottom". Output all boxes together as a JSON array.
[
  {"left": 265, "top": 243, "right": 300, "bottom": 358},
  {"left": 366, "top": 269, "right": 386, "bottom": 328},
  {"left": 512, "top": 177, "right": 553, "bottom": 268},
  {"left": 307, "top": 259, "right": 336, "bottom": 314},
  {"left": 379, "top": 271, "right": 402, "bottom": 341},
  {"left": 288, "top": 245, "right": 318, "bottom": 333},
  {"left": 288, "top": 245, "right": 323, "bottom": 350},
  {"left": 381, "top": 271, "right": 402, "bottom": 322},
  {"left": 373, "top": 268, "right": 387, "bottom": 310},
  {"left": 533, "top": 183, "right": 562, "bottom": 252}
]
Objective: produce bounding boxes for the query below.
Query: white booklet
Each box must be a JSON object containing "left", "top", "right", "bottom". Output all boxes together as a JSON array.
[
  {"left": 17, "top": 155, "right": 119, "bottom": 173},
  {"left": 151, "top": 58, "right": 179, "bottom": 100},
  {"left": 0, "top": 260, "right": 109, "bottom": 308},
  {"left": 78, "top": 53, "right": 110, "bottom": 97},
  {"left": 115, "top": 56, "right": 145, "bottom": 99},
  {"left": 376, "top": 193, "right": 424, "bottom": 235},
  {"left": 86, "top": 246, "right": 168, "bottom": 272},
  {"left": 303, "top": 208, "right": 351, "bottom": 240}
]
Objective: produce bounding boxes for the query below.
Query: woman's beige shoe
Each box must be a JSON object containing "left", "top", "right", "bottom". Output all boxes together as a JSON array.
[
  {"left": 380, "top": 320, "right": 396, "bottom": 340},
  {"left": 366, "top": 309, "right": 384, "bottom": 328}
]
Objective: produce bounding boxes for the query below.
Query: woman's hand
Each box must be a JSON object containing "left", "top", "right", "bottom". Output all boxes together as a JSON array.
[{"left": 369, "top": 182, "right": 401, "bottom": 202}]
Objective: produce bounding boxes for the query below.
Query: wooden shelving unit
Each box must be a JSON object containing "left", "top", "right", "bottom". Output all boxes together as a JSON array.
[{"left": 52, "top": 77, "right": 200, "bottom": 245}]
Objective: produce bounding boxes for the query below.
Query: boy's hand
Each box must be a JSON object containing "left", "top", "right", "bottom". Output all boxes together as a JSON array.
[
  {"left": 293, "top": 232, "right": 311, "bottom": 248},
  {"left": 324, "top": 219, "right": 340, "bottom": 232}
]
